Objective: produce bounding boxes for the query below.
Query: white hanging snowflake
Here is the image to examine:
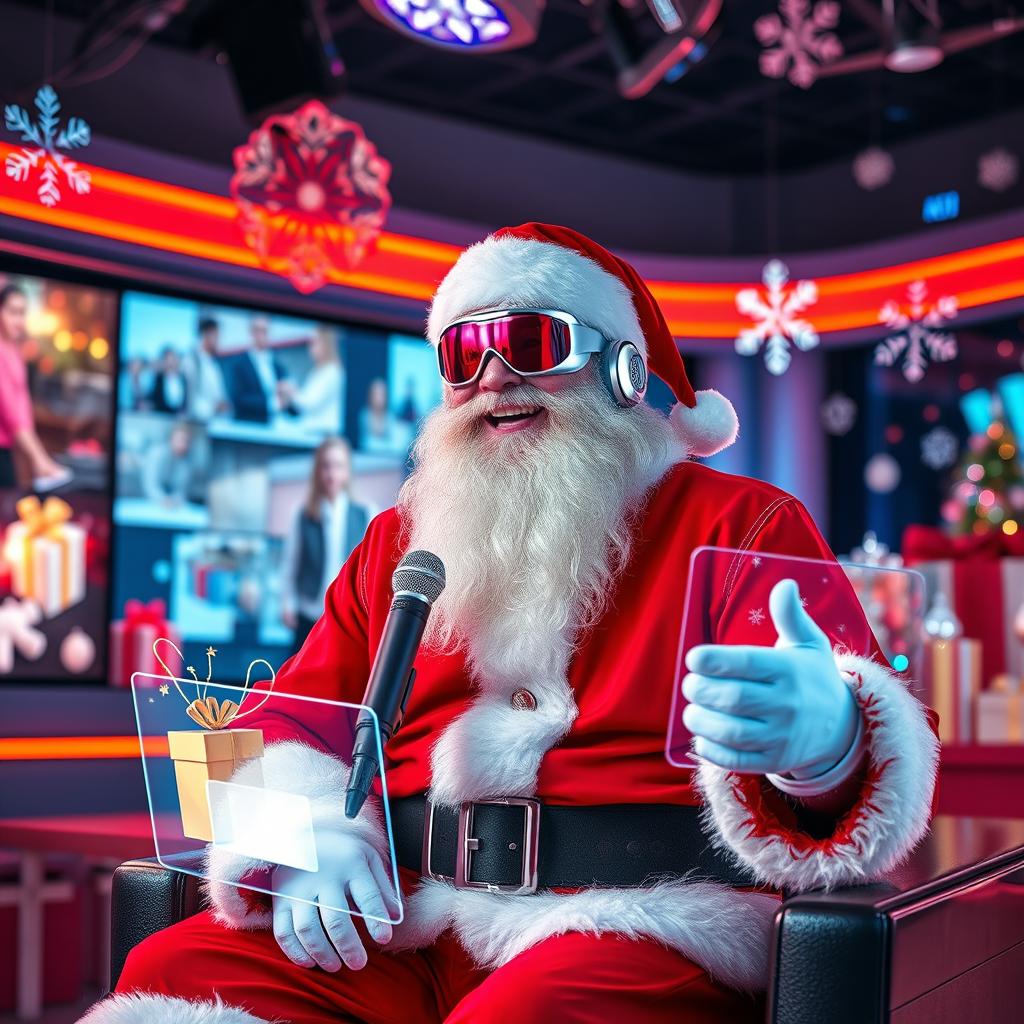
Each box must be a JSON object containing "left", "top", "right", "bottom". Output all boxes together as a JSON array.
[
  {"left": 820, "top": 392, "right": 857, "bottom": 436},
  {"left": 874, "top": 280, "right": 958, "bottom": 383},
  {"left": 4, "top": 85, "right": 91, "bottom": 207},
  {"left": 921, "top": 426, "right": 959, "bottom": 470},
  {"left": 748, "top": 607, "right": 766, "bottom": 626},
  {"left": 978, "top": 148, "right": 1019, "bottom": 193},
  {"left": 852, "top": 146, "right": 894, "bottom": 191},
  {"left": 754, "top": 0, "right": 843, "bottom": 89},
  {"left": 735, "top": 259, "right": 819, "bottom": 376}
]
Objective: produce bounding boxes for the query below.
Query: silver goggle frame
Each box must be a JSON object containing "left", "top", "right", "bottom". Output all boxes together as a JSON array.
[{"left": 437, "top": 307, "right": 608, "bottom": 388}]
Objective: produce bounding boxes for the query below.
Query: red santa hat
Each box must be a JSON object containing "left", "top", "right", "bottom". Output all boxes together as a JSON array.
[{"left": 426, "top": 222, "right": 738, "bottom": 457}]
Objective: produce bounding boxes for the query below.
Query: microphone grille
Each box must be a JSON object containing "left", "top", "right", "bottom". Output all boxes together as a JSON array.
[{"left": 392, "top": 550, "right": 446, "bottom": 604}]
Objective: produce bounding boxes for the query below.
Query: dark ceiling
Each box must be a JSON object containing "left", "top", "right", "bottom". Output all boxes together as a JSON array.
[{"left": 12, "top": 0, "right": 1024, "bottom": 176}]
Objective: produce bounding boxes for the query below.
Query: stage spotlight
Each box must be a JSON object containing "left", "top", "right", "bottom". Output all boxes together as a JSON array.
[
  {"left": 358, "top": 0, "right": 543, "bottom": 51},
  {"left": 884, "top": 0, "right": 944, "bottom": 73},
  {"left": 600, "top": 0, "right": 721, "bottom": 98}
]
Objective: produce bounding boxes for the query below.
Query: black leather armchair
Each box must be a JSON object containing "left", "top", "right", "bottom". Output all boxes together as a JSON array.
[{"left": 110, "top": 815, "right": 1024, "bottom": 1023}]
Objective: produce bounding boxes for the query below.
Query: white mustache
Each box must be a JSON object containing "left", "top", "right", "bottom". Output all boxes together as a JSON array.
[{"left": 447, "top": 379, "right": 596, "bottom": 427}]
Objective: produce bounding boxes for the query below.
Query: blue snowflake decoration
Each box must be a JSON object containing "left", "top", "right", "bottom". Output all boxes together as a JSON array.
[{"left": 5, "top": 85, "right": 91, "bottom": 207}]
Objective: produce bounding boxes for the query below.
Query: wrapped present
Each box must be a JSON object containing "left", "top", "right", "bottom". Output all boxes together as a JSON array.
[
  {"left": 109, "top": 599, "right": 181, "bottom": 687},
  {"left": 2, "top": 495, "right": 86, "bottom": 618},
  {"left": 977, "top": 675, "right": 1024, "bottom": 744},
  {"left": 167, "top": 726, "right": 265, "bottom": 841},
  {"left": 903, "top": 525, "right": 1024, "bottom": 684},
  {"left": 920, "top": 635, "right": 983, "bottom": 743}
]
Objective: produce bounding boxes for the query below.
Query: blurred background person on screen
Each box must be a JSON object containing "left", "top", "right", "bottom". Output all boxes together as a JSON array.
[
  {"left": 186, "top": 317, "right": 229, "bottom": 421},
  {"left": 119, "top": 357, "right": 154, "bottom": 411},
  {"left": 280, "top": 437, "right": 372, "bottom": 650},
  {"left": 278, "top": 325, "right": 344, "bottom": 433},
  {"left": 228, "top": 314, "right": 283, "bottom": 423},
  {"left": 358, "top": 377, "right": 412, "bottom": 455},
  {"left": 141, "top": 421, "right": 198, "bottom": 508},
  {"left": 0, "top": 284, "right": 70, "bottom": 490},
  {"left": 396, "top": 374, "right": 421, "bottom": 424},
  {"left": 149, "top": 346, "right": 188, "bottom": 414}
]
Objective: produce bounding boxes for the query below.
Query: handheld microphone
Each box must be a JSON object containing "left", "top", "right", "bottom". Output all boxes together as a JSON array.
[{"left": 344, "top": 550, "right": 446, "bottom": 818}]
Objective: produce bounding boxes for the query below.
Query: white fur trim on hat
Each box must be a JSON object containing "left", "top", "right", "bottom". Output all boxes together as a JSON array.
[
  {"left": 203, "top": 740, "right": 391, "bottom": 929},
  {"left": 426, "top": 234, "right": 646, "bottom": 358},
  {"left": 669, "top": 390, "right": 739, "bottom": 458},
  {"left": 78, "top": 994, "right": 270, "bottom": 1024},
  {"left": 694, "top": 652, "right": 939, "bottom": 893}
]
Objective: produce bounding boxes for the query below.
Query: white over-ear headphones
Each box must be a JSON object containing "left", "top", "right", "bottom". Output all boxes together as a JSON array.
[{"left": 603, "top": 340, "right": 648, "bottom": 408}]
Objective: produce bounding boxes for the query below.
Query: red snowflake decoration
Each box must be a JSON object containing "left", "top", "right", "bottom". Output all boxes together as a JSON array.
[{"left": 230, "top": 101, "right": 392, "bottom": 294}]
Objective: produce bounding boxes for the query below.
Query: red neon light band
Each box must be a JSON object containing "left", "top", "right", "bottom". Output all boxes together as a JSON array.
[{"left": 2, "top": 142, "right": 1022, "bottom": 339}]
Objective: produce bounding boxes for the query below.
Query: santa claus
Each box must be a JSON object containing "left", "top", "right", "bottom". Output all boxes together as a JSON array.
[{"left": 83, "top": 224, "right": 938, "bottom": 1024}]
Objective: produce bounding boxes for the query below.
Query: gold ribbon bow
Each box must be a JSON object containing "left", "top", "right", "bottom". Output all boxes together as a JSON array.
[
  {"left": 186, "top": 696, "right": 240, "bottom": 729},
  {"left": 152, "top": 636, "right": 275, "bottom": 730}
]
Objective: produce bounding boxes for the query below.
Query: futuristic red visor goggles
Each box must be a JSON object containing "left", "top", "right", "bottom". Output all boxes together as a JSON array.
[{"left": 437, "top": 309, "right": 607, "bottom": 388}]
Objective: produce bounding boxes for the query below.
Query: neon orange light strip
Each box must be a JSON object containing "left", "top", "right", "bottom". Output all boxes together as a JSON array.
[
  {"left": 0, "top": 735, "right": 169, "bottom": 760},
  {"left": 2, "top": 142, "right": 1023, "bottom": 338}
]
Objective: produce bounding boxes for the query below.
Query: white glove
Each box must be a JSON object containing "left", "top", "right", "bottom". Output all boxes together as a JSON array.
[
  {"left": 682, "top": 578, "right": 860, "bottom": 777},
  {"left": 272, "top": 829, "right": 401, "bottom": 972}
]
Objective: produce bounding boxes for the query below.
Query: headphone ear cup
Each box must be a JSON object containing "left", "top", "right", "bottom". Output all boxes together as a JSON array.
[{"left": 604, "top": 341, "right": 648, "bottom": 408}]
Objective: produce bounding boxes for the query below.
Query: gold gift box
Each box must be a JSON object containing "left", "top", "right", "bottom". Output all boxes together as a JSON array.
[{"left": 167, "top": 728, "right": 264, "bottom": 841}]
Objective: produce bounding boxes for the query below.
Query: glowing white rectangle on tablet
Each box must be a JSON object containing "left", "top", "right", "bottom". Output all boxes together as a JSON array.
[{"left": 207, "top": 781, "right": 319, "bottom": 873}]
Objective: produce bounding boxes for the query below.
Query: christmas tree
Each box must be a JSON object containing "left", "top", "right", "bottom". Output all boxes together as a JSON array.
[{"left": 943, "top": 419, "right": 1024, "bottom": 537}]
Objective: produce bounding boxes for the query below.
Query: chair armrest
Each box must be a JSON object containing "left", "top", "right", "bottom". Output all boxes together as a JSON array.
[
  {"left": 768, "top": 816, "right": 1024, "bottom": 1024},
  {"left": 110, "top": 851, "right": 206, "bottom": 989}
]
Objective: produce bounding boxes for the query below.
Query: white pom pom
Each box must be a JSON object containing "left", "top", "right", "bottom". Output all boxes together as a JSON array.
[{"left": 669, "top": 389, "right": 739, "bottom": 458}]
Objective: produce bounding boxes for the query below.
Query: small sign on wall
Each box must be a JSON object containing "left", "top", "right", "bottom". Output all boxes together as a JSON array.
[{"left": 922, "top": 191, "right": 960, "bottom": 224}]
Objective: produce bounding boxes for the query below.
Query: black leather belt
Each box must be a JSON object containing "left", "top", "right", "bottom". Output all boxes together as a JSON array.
[{"left": 389, "top": 795, "right": 757, "bottom": 894}]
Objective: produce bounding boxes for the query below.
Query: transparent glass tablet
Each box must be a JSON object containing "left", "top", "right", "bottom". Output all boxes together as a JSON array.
[
  {"left": 665, "top": 546, "right": 925, "bottom": 768},
  {"left": 132, "top": 671, "right": 402, "bottom": 924}
]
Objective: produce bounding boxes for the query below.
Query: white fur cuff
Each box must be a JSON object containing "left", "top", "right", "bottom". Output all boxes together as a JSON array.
[
  {"left": 695, "top": 653, "right": 939, "bottom": 893},
  {"left": 204, "top": 740, "right": 389, "bottom": 929},
  {"left": 78, "top": 994, "right": 270, "bottom": 1024}
]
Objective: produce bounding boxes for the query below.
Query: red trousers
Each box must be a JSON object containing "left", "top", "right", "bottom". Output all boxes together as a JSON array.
[{"left": 116, "top": 910, "right": 765, "bottom": 1023}]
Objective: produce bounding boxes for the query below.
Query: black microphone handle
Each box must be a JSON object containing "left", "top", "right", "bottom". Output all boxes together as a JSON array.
[{"left": 345, "top": 595, "right": 430, "bottom": 818}]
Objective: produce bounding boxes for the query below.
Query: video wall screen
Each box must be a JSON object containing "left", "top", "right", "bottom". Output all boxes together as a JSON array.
[
  {"left": 0, "top": 271, "right": 117, "bottom": 682},
  {"left": 110, "top": 291, "right": 441, "bottom": 683}
]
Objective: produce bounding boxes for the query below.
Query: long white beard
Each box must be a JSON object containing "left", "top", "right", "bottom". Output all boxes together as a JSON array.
[
  {"left": 398, "top": 367, "right": 678, "bottom": 805},
  {"left": 398, "top": 367, "right": 676, "bottom": 686}
]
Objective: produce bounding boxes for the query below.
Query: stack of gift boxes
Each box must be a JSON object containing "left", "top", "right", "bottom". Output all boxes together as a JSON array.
[{"left": 904, "top": 525, "right": 1024, "bottom": 744}]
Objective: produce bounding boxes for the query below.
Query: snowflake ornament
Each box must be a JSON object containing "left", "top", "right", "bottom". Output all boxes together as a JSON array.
[
  {"left": 735, "top": 260, "right": 819, "bottom": 376},
  {"left": 820, "top": 392, "right": 857, "bottom": 436},
  {"left": 852, "top": 146, "right": 894, "bottom": 191},
  {"left": 748, "top": 607, "right": 766, "bottom": 626},
  {"left": 754, "top": 0, "right": 843, "bottom": 89},
  {"left": 4, "top": 85, "right": 91, "bottom": 207},
  {"left": 978, "top": 148, "right": 1019, "bottom": 193},
  {"left": 921, "top": 426, "right": 959, "bottom": 470},
  {"left": 874, "top": 280, "right": 958, "bottom": 384}
]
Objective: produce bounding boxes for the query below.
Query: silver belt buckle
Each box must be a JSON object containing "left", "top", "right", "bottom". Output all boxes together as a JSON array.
[{"left": 422, "top": 796, "right": 540, "bottom": 895}]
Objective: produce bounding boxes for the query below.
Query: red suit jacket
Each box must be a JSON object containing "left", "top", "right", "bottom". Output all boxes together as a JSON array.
[{"left": 206, "top": 461, "right": 939, "bottom": 993}]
